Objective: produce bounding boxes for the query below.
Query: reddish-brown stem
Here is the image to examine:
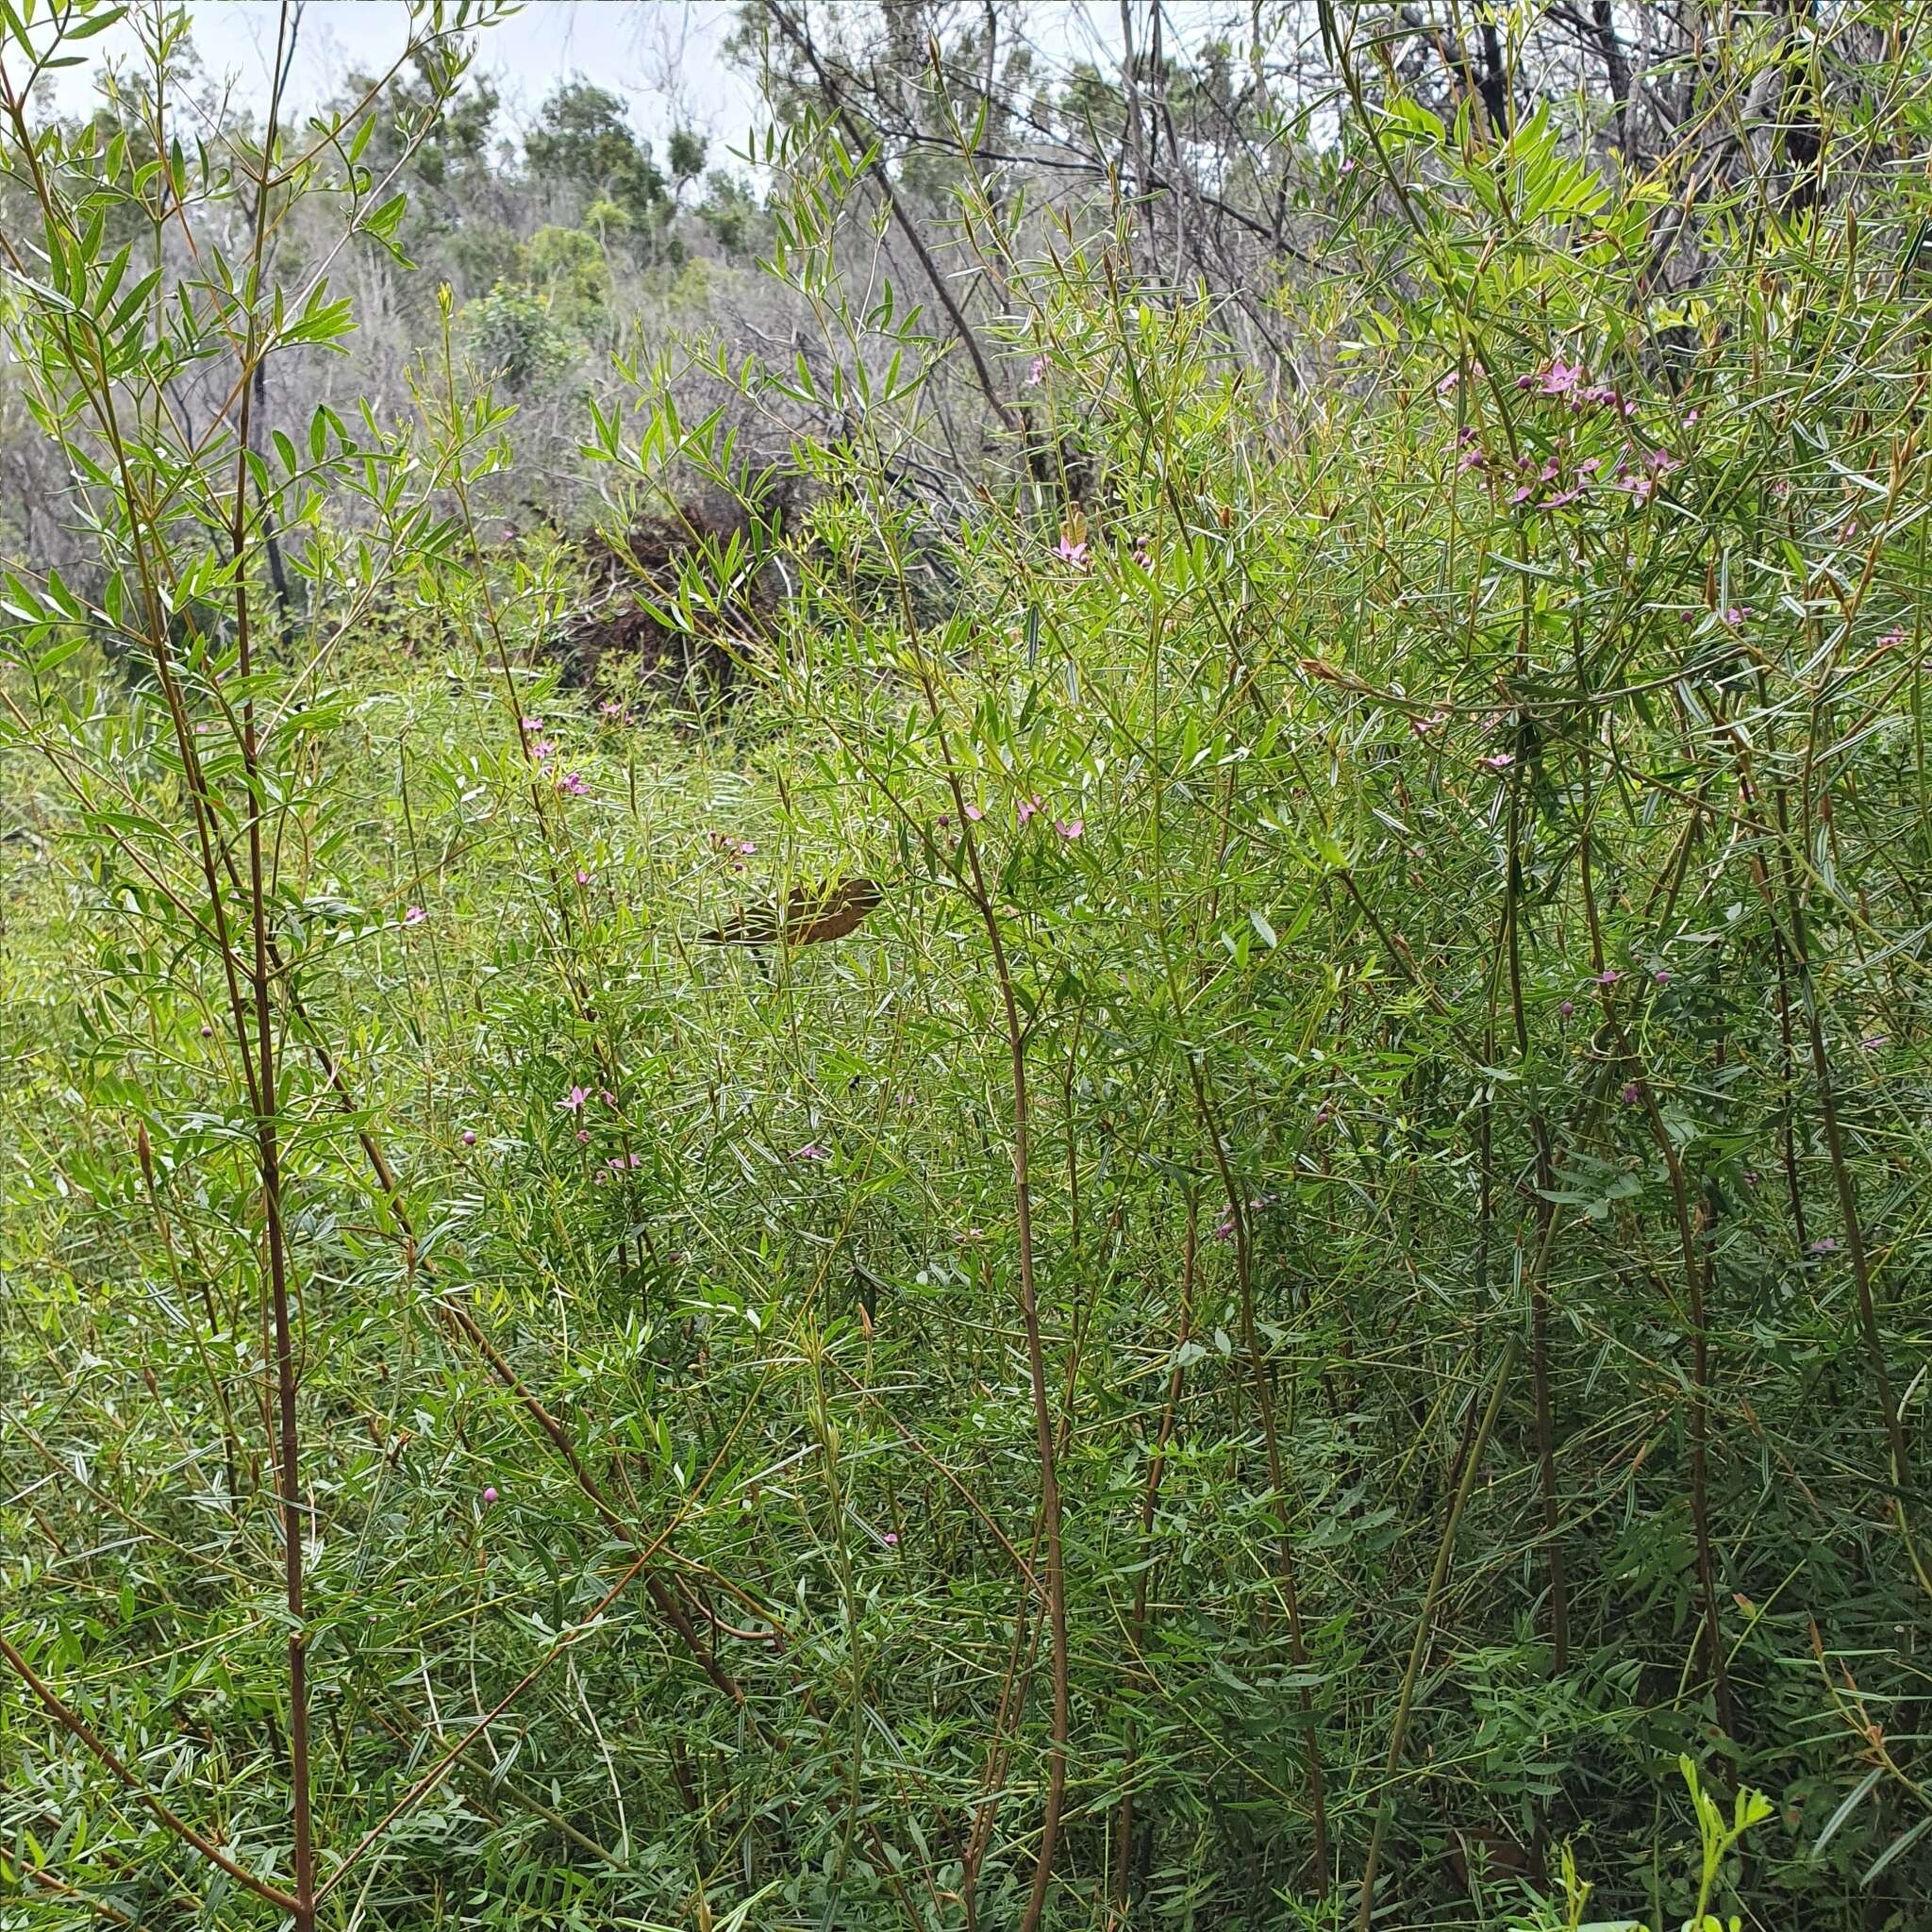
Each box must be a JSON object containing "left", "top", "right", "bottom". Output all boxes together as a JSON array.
[
  {"left": 1503, "top": 774, "right": 1570, "bottom": 1671},
  {"left": 229, "top": 25, "right": 313, "bottom": 1912},
  {"left": 974, "top": 861, "right": 1069, "bottom": 1932},
  {"left": 1114, "top": 1191, "right": 1200, "bottom": 1908},
  {"left": 1578, "top": 822, "right": 1731, "bottom": 1735},
  {"left": 1736, "top": 717, "right": 1930, "bottom": 1600},
  {"left": 885, "top": 582, "right": 1069, "bottom": 1928},
  {"left": 0, "top": 1631, "right": 301, "bottom": 1912},
  {"left": 1189, "top": 1062, "right": 1329, "bottom": 1892}
]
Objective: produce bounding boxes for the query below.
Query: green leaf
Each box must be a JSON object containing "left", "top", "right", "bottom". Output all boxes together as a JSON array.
[
  {"left": 1813, "top": 1767, "right": 1882, "bottom": 1854},
  {"left": 1862, "top": 1813, "right": 1932, "bottom": 1887},
  {"left": 64, "top": 3, "right": 128, "bottom": 38}
]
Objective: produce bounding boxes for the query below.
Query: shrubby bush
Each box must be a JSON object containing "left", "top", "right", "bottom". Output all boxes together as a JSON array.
[{"left": 1, "top": 6, "right": 1928, "bottom": 1931}]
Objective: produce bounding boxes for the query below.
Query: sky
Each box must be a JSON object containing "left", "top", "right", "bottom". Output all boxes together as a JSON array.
[
  {"left": 15, "top": 2, "right": 1188, "bottom": 159},
  {"left": 23, "top": 2, "right": 767, "bottom": 157}
]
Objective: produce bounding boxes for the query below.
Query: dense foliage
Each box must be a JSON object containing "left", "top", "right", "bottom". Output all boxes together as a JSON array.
[{"left": 2, "top": 5, "right": 1928, "bottom": 1930}]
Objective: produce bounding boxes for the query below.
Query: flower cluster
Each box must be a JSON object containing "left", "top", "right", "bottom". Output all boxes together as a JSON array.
[
  {"left": 709, "top": 830, "right": 758, "bottom": 874},
  {"left": 1516, "top": 358, "right": 1636, "bottom": 415},
  {"left": 1212, "top": 1190, "right": 1281, "bottom": 1243},
  {"left": 1449, "top": 359, "right": 1683, "bottom": 512}
]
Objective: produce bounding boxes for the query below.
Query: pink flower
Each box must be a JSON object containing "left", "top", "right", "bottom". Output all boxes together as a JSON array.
[
  {"left": 599, "top": 699, "right": 625, "bottom": 716},
  {"left": 1017, "top": 796, "right": 1043, "bottom": 824},
  {"left": 1621, "top": 1082, "right": 1641, "bottom": 1105},
  {"left": 1339, "top": 157, "right": 1356, "bottom": 175},
  {"left": 1410, "top": 709, "right": 1449, "bottom": 737},
  {"left": 791, "top": 1143, "right": 829, "bottom": 1161},
  {"left": 403, "top": 906, "right": 426, "bottom": 925},
  {"left": 1026, "top": 354, "right": 1048, "bottom": 386},
  {"left": 1457, "top": 446, "right": 1485, "bottom": 473},
  {"left": 1480, "top": 752, "right": 1514, "bottom": 770},
  {"left": 558, "top": 772, "right": 589, "bottom": 795},
  {"left": 1653, "top": 967, "right": 1671, "bottom": 987},
  {"left": 883, "top": 1531, "right": 899, "bottom": 1545},
  {"left": 1056, "top": 534, "right": 1089, "bottom": 567},
  {"left": 558, "top": 1086, "right": 591, "bottom": 1112},
  {"left": 1437, "top": 371, "right": 1459, "bottom": 396},
  {"left": 521, "top": 717, "right": 542, "bottom": 731},
  {"left": 1862, "top": 1034, "right": 1888, "bottom": 1049},
  {"left": 530, "top": 738, "right": 555, "bottom": 762},
  {"left": 1540, "top": 358, "right": 1585, "bottom": 396},
  {"left": 576, "top": 868, "right": 591, "bottom": 885},
  {"left": 1809, "top": 1236, "right": 1839, "bottom": 1255},
  {"left": 1055, "top": 818, "right": 1083, "bottom": 840},
  {"left": 482, "top": 1485, "right": 498, "bottom": 1504},
  {"left": 461, "top": 1128, "right": 476, "bottom": 1146},
  {"left": 1597, "top": 969, "right": 1622, "bottom": 987},
  {"left": 1559, "top": 1000, "right": 1574, "bottom": 1017},
  {"left": 1721, "top": 606, "right": 1750, "bottom": 626},
  {"left": 964, "top": 804, "right": 984, "bottom": 822},
  {"left": 575, "top": 1128, "right": 591, "bottom": 1143}
]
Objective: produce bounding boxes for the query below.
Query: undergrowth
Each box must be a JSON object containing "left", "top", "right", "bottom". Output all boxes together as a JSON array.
[{"left": 2, "top": 4, "right": 1929, "bottom": 1929}]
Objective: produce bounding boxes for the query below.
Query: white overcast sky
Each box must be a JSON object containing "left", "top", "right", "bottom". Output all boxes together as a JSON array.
[
  {"left": 24, "top": 3, "right": 763, "bottom": 155},
  {"left": 17, "top": 1, "right": 1173, "bottom": 161}
]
